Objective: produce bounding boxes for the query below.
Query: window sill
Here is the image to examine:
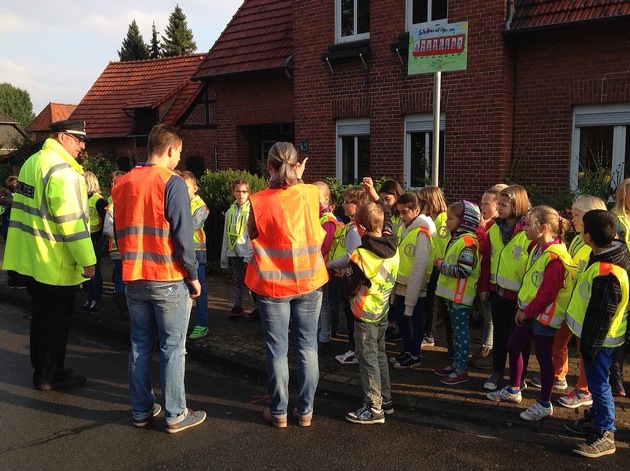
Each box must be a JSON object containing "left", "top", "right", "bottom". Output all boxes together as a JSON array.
[{"left": 321, "top": 39, "right": 371, "bottom": 65}]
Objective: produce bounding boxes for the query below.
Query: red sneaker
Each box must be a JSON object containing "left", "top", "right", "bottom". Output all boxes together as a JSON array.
[{"left": 440, "top": 371, "right": 469, "bottom": 385}]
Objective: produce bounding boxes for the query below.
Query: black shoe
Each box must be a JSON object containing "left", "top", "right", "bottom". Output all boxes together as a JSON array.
[
  {"left": 80, "top": 301, "right": 92, "bottom": 312},
  {"left": 89, "top": 301, "right": 105, "bottom": 312},
  {"left": 35, "top": 374, "right": 86, "bottom": 391},
  {"left": 565, "top": 409, "right": 596, "bottom": 436},
  {"left": 386, "top": 327, "right": 403, "bottom": 342},
  {"left": 610, "top": 373, "right": 626, "bottom": 397}
]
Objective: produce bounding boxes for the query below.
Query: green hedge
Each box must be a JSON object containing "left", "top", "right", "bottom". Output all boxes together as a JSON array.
[{"left": 198, "top": 168, "right": 267, "bottom": 215}]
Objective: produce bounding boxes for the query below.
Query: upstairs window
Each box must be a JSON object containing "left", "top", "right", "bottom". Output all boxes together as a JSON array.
[
  {"left": 336, "top": 0, "right": 370, "bottom": 43},
  {"left": 407, "top": 0, "right": 448, "bottom": 31}
]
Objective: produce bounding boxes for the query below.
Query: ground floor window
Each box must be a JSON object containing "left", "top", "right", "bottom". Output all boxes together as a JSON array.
[
  {"left": 336, "top": 118, "right": 370, "bottom": 184},
  {"left": 404, "top": 114, "right": 445, "bottom": 188},
  {"left": 571, "top": 104, "right": 630, "bottom": 195}
]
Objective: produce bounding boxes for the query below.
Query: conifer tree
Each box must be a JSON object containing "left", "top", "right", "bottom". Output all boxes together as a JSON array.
[
  {"left": 118, "top": 20, "right": 149, "bottom": 61},
  {"left": 161, "top": 4, "right": 197, "bottom": 57},
  {"left": 149, "top": 22, "right": 161, "bottom": 59}
]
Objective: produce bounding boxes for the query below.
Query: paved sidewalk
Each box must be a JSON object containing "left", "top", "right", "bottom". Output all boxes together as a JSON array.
[{"left": 0, "top": 255, "right": 628, "bottom": 441}]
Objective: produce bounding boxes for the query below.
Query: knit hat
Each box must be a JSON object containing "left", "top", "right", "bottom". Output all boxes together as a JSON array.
[{"left": 459, "top": 200, "right": 481, "bottom": 233}]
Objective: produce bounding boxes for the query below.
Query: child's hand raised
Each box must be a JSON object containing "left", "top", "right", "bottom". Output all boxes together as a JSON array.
[{"left": 362, "top": 177, "right": 379, "bottom": 202}]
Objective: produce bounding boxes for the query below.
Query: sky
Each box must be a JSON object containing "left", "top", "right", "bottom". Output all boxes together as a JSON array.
[{"left": 0, "top": 0, "right": 244, "bottom": 116}]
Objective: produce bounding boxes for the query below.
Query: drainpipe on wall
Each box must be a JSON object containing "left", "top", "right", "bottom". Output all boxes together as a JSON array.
[{"left": 505, "top": 0, "right": 515, "bottom": 31}]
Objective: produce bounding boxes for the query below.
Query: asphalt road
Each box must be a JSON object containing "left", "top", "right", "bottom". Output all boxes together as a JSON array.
[{"left": 0, "top": 301, "right": 626, "bottom": 470}]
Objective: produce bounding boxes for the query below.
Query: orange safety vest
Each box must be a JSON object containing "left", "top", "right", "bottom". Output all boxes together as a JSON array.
[
  {"left": 112, "top": 166, "right": 187, "bottom": 282},
  {"left": 245, "top": 184, "right": 329, "bottom": 298}
]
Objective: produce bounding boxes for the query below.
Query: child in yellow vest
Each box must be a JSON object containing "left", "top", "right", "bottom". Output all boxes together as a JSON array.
[
  {"left": 343, "top": 179, "right": 399, "bottom": 424},
  {"left": 487, "top": 206, "right": 574, "bottom": 422},
  {"left": 564, "top": 209, "right": 628, "bottom": 458},
  {"left": 433, "top": 200, "right": 481, "bottom": 385},
  {"left": 179, "top": 171, "right": 210, "bottom": 340},
  {"left": 328, "top": 187, "right": 369, "bottom": 365},
  {"left": 417, "top": 186, "right": 451, "bottom": 354},
  {"left": 313, "top": 181, "right": 344, "bottom": 355},
  {"left": 478, "top": 185, "right": 533, "bottom": 391},
  {"left": 544, "top": 195, "right": 606, "bottom": 408},
  {"left": 221, "top": 180, "right": 253, "bottom": 320},
  {"left": 390, "top": 192, "right": 432, "bottom": 370}
]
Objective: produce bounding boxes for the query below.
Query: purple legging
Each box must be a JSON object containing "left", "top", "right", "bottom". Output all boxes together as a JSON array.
[{"left": 507, "top": 325, "right": 555, "bottom": 402}]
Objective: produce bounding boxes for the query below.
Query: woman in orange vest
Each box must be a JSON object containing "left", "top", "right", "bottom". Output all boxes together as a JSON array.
[{"left": 245, "top": 142, "right": 328, "bottom": 428}]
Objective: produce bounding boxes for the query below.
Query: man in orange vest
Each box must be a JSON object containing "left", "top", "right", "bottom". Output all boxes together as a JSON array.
[{"left": 112, "top": 124, "right": 205, "bottom": 434}]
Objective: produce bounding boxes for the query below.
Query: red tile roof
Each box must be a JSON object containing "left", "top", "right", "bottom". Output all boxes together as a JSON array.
[
  {"left": 71, "top": 55, "right": 206, "bottom": 139},
  {"left": 193, "top": 0, "right": 292, "bottom": 80},
  {"left": 27, "top": 103, "right": 76, "bottom": 132},
  {"left": 510, "top": 0, "right": 630, "bottom": 30}
]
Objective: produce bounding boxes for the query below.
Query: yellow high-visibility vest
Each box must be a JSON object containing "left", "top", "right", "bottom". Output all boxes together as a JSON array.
[
  {"left": 517, "top": 243, "right": 576, "bottom": 328},
  {"left": 565, "top": 261, "right": 628, "bottom": 347},
  {"left": 4, "top": 138, "right": 95, "bottom": 285},
  {"left": 436, "top": 234, "right": 480, "bottom": 306}
]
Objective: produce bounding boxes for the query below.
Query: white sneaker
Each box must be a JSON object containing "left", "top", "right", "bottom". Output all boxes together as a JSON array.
[
  {"left": 520, "top": 402, "right": 553, "bottom": 421},
  {"left": 487, "top": 386, "right": 522, "bottom": 404},
  {"left": 335, "top": 350, "right": 359, "bottom": 365}
]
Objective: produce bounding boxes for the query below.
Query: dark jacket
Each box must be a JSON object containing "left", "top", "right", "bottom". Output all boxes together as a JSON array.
[
  {"left": 580, "top": 240, "right": 630, "bottom": 363},
  {"left": 342, "top": 199, "right": 398, "bottom": 299}
]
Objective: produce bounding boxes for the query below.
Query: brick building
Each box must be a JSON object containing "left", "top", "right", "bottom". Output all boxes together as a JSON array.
[{"left": 191, "top": 0, "right": 630, "bottom": 201}]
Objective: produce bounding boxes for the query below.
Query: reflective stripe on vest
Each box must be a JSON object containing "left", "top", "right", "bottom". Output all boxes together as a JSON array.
[
  {"left": 320, "top": 211, "right": 344, "bottom": 262},
  {"left": 191, "top": 195, "right": 207, "bottom": 251},
  {"left": 568, "top": 234, "right": 591, "bottom": 276},
  {"left": 565, "top": 262, "right": 629, "bottom": 346},
  {"left": 112, "top": 166, "right": 187, "bottom": 282},
  {"left": 350, "top": 248, "right": 399, "bottom": 323},
  {"left": 517, "top": 243, "right": 576, "bottom": 328},
  {"left": 226, "top": 200, "right": 250, "bottom": 251},
  {"left": 106, "top": 204, "right": 118, "bottom": 255},
  {"left": 436, "top": 234, "right": 480, "bottom": 306},
  {"left": 245, "top": 184, "right": 329, "bottom": 298},
  {"left": 488, "top": 223, "right": 530, "bottom": 291},
  {"left": 88, "top": 192, "right": 104, "bottom": 233},
  {"left": 614, "top": 209, "right": 630, "bottom": 250},
  {"left": 396, "top": 225, "right": 431, "bottom": 286},
  {"left": 330, "top": 222, "right": 354, "bottom": 276},
  {"left": 432, "top": 212, "right": 449, "bottom": 259},
  {"left": 3, "top": 137, "right": 95, "bottom": 286}
]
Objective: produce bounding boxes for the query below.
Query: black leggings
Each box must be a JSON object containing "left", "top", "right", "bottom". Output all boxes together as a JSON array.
[{"left": 490, "top": 292, "right": 530, "bottom": 379}]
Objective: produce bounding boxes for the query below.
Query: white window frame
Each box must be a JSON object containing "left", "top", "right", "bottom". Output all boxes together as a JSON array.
[
  {"left": 404, "top": 113, "right": 446, "bottom": 188},
  {"left": 570, "top": 103, "right": 630, "bottom": 192},
  {"left": 336, "top": 118, "right": 370, "bottom": 183},
  {"left": 406, "top": 0, "right": 448, "bottom": 32},
  {"left": 335, "top": 0, "right": 370, "bottom": 44}
]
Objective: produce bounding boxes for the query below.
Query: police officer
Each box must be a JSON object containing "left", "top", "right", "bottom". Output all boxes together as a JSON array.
[{"left": 4, "top": 119, "right": 96, "bottom": 391}]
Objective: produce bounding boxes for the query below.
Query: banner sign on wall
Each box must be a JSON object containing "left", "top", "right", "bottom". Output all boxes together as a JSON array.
[{"left": 408, "top": 21, "right": 468, "bottom": 75}]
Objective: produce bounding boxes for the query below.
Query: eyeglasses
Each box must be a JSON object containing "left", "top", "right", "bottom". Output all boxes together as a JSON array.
[
  {"left": 234, "top": 190, "right": 249, "bottom": 193},
  {"left": 64, "top": 133, "right": 85, "bottom": 144}
]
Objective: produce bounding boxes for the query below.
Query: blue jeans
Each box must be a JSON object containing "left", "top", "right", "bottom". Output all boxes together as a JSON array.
[
  {"left": 192, "top": 256, "right": 208, "bottom": 327},
  {"left": 258, "top": 289, "right": 322, "bottom": 418},
  {"left": 111, "top": 259, "right": 125, "bottom": 293},
  {"left": 86, "top": 235, "right": 103, "bottom": 301},
  {"left": 126, "top": 280, "right": 192, "bottom": 425},
  {"left": 318, "top": 279, "right": 336, "bottom": 343},
  {"left": 584, "top": 346, "right": 616, "bottom": 432}
]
